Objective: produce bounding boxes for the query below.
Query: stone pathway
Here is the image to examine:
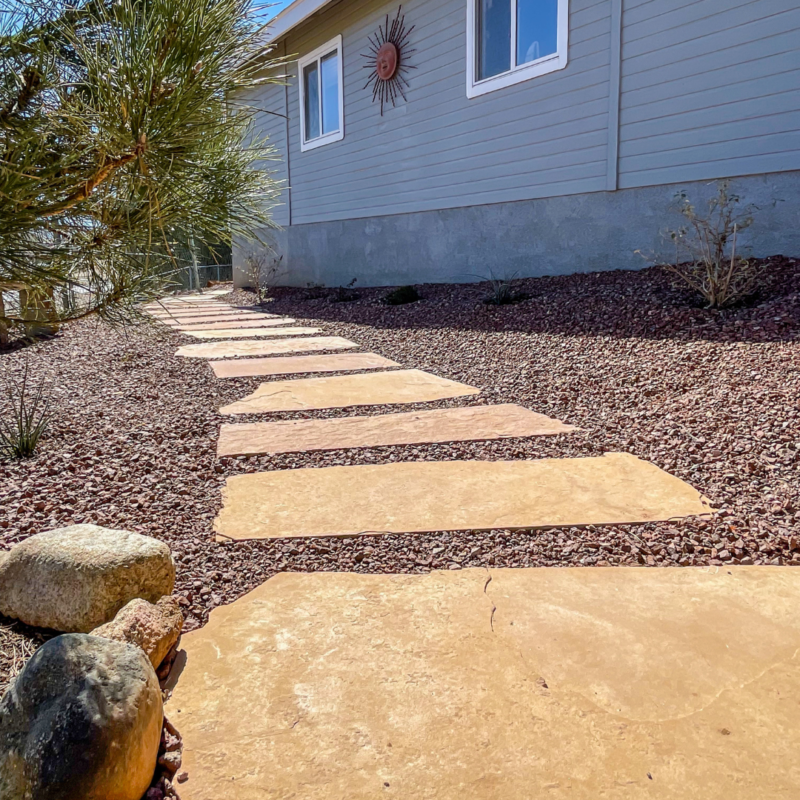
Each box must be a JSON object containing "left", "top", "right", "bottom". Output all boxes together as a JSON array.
[
  {"left": 216, "top": 404, "right": 574, "bottom": 455},
  {"left": 167, "top": 567, "right": 800, "bottom": 799},
  {"left": 144, "top": 290, "right": 740, "bottom": 797},
  {"left": 148, "top": 291, "right": 710, "bottom": 535}
]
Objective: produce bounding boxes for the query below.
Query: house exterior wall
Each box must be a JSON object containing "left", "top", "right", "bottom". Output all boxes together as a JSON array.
[
  {"left": 617, "top": 0, "right": 800, "bottom": 188},
  {"left": 235, "top": 0, "right": 800, "bottom": 287}
]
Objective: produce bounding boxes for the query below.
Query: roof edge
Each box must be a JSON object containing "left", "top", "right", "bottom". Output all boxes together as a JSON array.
[{"left": 265, "top": 0, "right": 338, "bottom": 42}]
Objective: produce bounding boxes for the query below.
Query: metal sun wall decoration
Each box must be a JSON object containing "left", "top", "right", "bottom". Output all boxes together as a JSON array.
[{"left": 362, "top": 6, "right": 415, "bottom": 115}]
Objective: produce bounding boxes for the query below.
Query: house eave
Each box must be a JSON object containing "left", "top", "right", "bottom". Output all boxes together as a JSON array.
[{"left": 265, "top": 0, "right": 338, "bottom": 42}]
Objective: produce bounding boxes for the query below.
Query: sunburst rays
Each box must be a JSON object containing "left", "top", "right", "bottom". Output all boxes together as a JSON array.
[{"left": 361, "top": 6, "right": 415, "bottom": 115}]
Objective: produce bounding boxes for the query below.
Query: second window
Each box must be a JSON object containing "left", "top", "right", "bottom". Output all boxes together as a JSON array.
[
  {"left": 469, "top": 0, "right": 568, "bottom": 97},
  {"left": 299, "top": 35, "right": 344, "bottom": 151}
]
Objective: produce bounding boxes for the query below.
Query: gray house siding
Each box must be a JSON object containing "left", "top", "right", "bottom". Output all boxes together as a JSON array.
[
  {"left": 284, "top": 0, "right": 612, "bottom": 223},
  {"left": 234, "top": 0, "right": 800, "bottom": 287},
  {"left": 246, "top": 38, "right": 291, "bottom": 228},
  {"left": 618, "top": 0, "right": 800, "bottom": 189}
]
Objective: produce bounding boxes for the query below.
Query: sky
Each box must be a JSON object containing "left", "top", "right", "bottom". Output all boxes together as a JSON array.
[{"left": 258, "top": 0, "right": 292, "bottom": 22}]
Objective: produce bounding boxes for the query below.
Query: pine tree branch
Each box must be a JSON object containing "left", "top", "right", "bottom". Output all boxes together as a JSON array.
[
  {"left": 37, "top": 136, "right": 146, "bottom": 218},
  {"left": 0, "top": 68, "right": 42, "bottom": 125}
]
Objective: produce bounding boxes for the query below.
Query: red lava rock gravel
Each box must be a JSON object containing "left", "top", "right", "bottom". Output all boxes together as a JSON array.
[{"left": 1, "top": 258, "right": 799, "bottom": 690}]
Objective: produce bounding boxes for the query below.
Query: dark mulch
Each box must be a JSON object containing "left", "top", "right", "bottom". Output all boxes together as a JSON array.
[{"left": 1, "top": 258, "right": 799, "bottom": 692}]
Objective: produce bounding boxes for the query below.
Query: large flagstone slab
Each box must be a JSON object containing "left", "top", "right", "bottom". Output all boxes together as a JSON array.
[
  {"left": 212, "top": 352, "right": 401, "bottom": 379},
  {"left": 175, "top": 318, "right": 296, "bottom": 331},
  {"left": 185, "top": 326, "right": 321, "bottom": 340},
  {"left": 176, "top": 337, "right": 358, "bottom": 359},
  {"left": 217, "top": 403, "right": 574, "bottom": 456},
  {"left": 219, "top": 369, "right": 480, "bottom": 415},
  {"left": 168, "top": 566, "right": 800, "bottom": 800},
  {"left": 213, "top": 453, "right": 710, "bottom": 540}
]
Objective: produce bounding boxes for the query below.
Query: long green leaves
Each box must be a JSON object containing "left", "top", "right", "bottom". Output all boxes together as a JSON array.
[{"left": 0, "top": 362, "right": 52, "bottom": 459}]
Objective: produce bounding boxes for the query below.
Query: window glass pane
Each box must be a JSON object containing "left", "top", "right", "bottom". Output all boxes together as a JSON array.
[
  {"left": 478, "top": 0, "right": 511, "bottom": 80},
  {"left": 517, "top": 0, "right": 558, "bottom": 65},
  {"left": 320, "top": 51, "right": 340, "bottom": 135},
  {"left": 303, "top": 61, "right": 320, "bottom": 141}
]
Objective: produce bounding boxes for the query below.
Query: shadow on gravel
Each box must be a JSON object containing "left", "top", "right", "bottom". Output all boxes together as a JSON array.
[{"left": 259, "top": 258, "right": 800, "bottom": 345}]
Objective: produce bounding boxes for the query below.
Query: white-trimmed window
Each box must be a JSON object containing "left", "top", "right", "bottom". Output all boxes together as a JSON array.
[
  {"left": 466, "top": 0, "right": 568, "bottom": 98},
  {"left": 298, "top": 35, "right": 344, "bottom": 151}
]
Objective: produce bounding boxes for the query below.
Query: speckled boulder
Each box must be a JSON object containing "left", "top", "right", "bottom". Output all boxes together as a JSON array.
[
  {"left": 0, "top": 634, "right": 162, "bottom": 800},
  {"left": 91, "top": 596, "right": 183, "bottom": 669},
  {"left": 0, "top": 525, "right": 175, "bottom": 633}
]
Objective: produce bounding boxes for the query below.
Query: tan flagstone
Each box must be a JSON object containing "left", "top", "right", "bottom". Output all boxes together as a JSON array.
[
  {"left": 174, "top": 318, "right": 296, "bottom": 331},
  {"left": 149, "top": 305, "right": 259, "bottom": 314},
  {"left": 212, "top": 352, "right": 401, "bottom": 380},
  {"left": 185, "top": 327, "right": 321, "bottom": 340},
  {"left": 176, "top": 337, "right": 358, "bottom": 359},
  {"left": 149, "top": 297, "right": 228, "bottom": 304},
  {"left": 217, "top": 403, "right": 574, "bottom": 456},
  {"left": 167, "top": 566, "right": 800, "bottom": 800},
  {"left": 150, "top": 310, "right": 275, "bottom": 320},
  {"left": 156, "top": 313, "right": 279, "bottom": 325},
  {"left": 219, "top": 369, "right": 480, "bottom": 415},
  {"left": 213, "top": 452, "right": 711, "bottom": 540}
]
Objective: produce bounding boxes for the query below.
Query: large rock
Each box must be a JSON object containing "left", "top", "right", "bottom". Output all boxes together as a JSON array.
[
  {"left": 0, "top": 525, "right": 175, "bottom": 632},
  {"left": 0, "top": 634, "right": 162, "bottom": 800},
  {"left": 91, "top": 596, "right": 183, "bottom": 669}
]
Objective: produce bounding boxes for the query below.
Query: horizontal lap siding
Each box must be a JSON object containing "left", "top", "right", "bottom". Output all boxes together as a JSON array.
[
  {"left": 618, "top": 0, "right": 800, "bottom": 189},
  {"left": 284, "top": 0, "right": 611, "bottom": 224},
  {"left": 247, "top": 40, "right": 291, "bottom": 227}
]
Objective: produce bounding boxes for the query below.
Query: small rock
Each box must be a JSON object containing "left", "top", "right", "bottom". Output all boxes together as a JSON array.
[
  {"left": 0, "top": 634, "right": 162, "bottom": 800},
  {"left": 91, "top": 596, "right": 183, "bottom": 669},
  {"left": 0, "top": 525, "right": 175, "bottom": 632},
  {"left": 158, "top": 749, "right": 182, "bottom": 776},
  {"left": 176, "top": 771, "right": 189, "bottom": 784}
]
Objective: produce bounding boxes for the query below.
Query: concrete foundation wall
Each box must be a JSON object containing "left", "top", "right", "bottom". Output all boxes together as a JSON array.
[{"left": 234, "top": 171, "right": 800, "bottom": 289}]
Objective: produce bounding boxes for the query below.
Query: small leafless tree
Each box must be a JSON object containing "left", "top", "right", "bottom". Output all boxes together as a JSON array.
[
  {"left": 243, "top": 251, "right": 284, "bottom": 305},
  {"left": 663, "top": 181, "right": 763, "bottom": 308}
]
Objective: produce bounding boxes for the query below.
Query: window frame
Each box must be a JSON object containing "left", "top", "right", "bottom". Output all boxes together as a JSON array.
[
  {"left": 466, "top": 0, "right": 569, "bottom": 99},
  {"left": 298, "top": 34, "right": 345, "bottom": 152}
]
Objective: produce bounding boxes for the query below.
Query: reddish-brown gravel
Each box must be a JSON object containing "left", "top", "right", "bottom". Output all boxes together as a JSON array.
[{"left": 1, "top": 258, "right": 798, "bottom": 691}]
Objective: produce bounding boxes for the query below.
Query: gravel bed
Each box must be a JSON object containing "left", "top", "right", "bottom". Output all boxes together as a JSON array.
[{"left": 1, "top": 258, "right": 799, "bottom": 691}]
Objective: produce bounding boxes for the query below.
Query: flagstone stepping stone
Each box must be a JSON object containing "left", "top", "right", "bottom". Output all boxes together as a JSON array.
[
  {"left": 213, "top": 453, "right": 710, "bottom": 540},
  {"left": 219, "top": 369, "right": 480, "bottom": 415},
  {"left": 174, "top": 318, "right": 296, "bottom": 331},
  {"left": 176, "top": 337, "right": 358, "bottom": 359},
  {"left": 150, "top": 306, "right": 278, "bottom": 321},
  {"left": 217, "top": 403, "right": 574, "bottom": 456},
  {"left": 158, "top": 313, "right": 280, "bottom": 325},
  {"left": 212, "top": 351, "right": 401, "bottom": 379},
  {"left": 167, "top": 567, "right": 800, "bottom": 800},
  {"left": 185, "top": 326, "right": 321, "bottom": 340},
  {"left": 146, "top": 298, "right": 224, "bottom": 307}
]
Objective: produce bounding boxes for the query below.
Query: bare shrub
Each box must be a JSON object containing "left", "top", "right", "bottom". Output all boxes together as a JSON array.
[
  {"left": 331, "top": 278, "right": 359, "bottom": 303},
  {"left": 243, "top": 251, "right": 284, "bottom": 305},
  {"left": 664, "top": 181, "right": 764, "bottom": 308}
]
